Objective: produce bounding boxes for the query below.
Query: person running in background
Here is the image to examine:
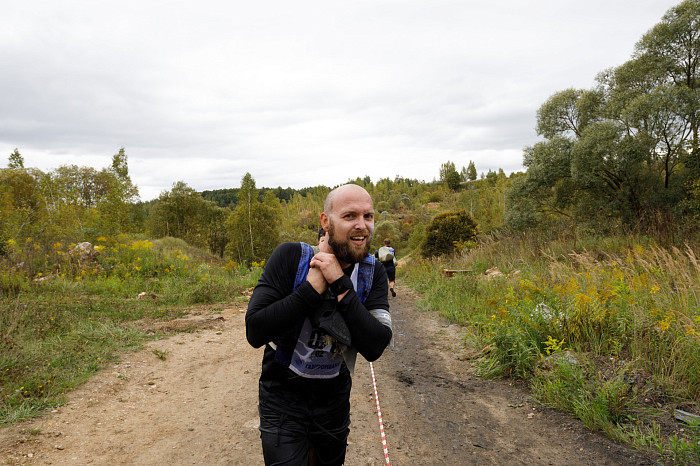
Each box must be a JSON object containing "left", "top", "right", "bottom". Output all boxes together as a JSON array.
[{"left": 375, "top": 238, "right": 397, "bottom": 297}]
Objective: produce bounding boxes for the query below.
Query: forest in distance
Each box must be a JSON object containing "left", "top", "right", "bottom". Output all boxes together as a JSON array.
[
  {"left": 4, "top": 0, "right": 700, "bottom": 262},
  {"left": 1, "top": 1, "right": 700, "bottom": 463}
]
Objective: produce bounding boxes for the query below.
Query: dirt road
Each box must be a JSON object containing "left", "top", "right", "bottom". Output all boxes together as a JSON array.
[{"left": 1, "top": 285, "right": 654, "bottom": 465}]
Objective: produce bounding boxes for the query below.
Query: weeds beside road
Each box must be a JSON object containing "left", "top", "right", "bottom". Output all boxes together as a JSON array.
[
  {"left": 2, "top": 230, "right": 699, "bottom": 463},
  {"left": 0, "top": 236, "right": 262, "bottom": 425},
  {"left": 402, "top": 232, "right": 699, "bottom": 464}
]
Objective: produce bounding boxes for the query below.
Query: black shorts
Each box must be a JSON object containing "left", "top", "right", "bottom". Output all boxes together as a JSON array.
[
  {"left": 258, "top": 392, "right": 350, "bottom": 466},
  {"left": 382, "top": 263, "right": 395, "bottom": 281}
]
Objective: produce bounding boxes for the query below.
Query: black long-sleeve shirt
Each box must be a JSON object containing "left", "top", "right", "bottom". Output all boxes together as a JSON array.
[{"left": 246, "top": 242, "right": 391, "bottom": 402}]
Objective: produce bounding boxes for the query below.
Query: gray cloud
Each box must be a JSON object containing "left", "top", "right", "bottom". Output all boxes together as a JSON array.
[{"left": 0, "top": 0, "right": 679, "bottom": 200}]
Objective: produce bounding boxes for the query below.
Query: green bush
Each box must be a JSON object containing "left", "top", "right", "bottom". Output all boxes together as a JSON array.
[{"left": 420, "top": 210, "right": 478, "bottom": 257}]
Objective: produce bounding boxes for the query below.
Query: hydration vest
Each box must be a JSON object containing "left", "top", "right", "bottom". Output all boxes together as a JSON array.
[{"left": 272, "top": 242, "right": 375, "bottom": 367}]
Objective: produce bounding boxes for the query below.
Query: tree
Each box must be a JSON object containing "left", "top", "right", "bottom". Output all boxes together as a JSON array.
[
  {"left": 146, "top": 181, "right": 211, "bottom": 246},
  {"left": 0, "top": 167, "right": 44, "bottom": 247},
  {"left": 373, "top": 220, "right": 400, "bottom": 250},
  {"left": 635, "top": 0, "right": 700, "bottom": 152},
  {"left": 8, "top": 149, "right": 24, "bottom": 169},
  {"left": 635, "top": 0, "right": 700, "bottom": 219},
  {"left": 238, "top": 172, "right": 258, "bottom": 258},
  {"left": 439, "top": 161, "right": 461, "bottom": 190},
  {"left": 201, "top": 202, "right": 230, "bottom": 258},
  {"left": 226, "top": 173, "right": 280, "bottom": 264},
  {"left": 46, "top": 165, "right": 104, "bottom": 208},
  {"left": 503, "top": 173, "right": 540, "bottom": 230},
  {"left": 605, "top": 65, "right": 685, "bottom": 186},
  {"left": 420, "top": 210, "right": 478, "bottom": 257},
  {"left": 466, "top": 161, "right": 477, "bottom": 181},
  {"left": 507, "top": 3, "right": 700, "bottom": 232},
  {"left": 479, "top": 169, "right": 508, "bottom": 232},
  {"left": 98, "top": 148, "right": 139, "bottom": 234},
  {"left": 536, "top": 88, "right": 602, "bottom": 139},
  {"left": 407, "top": 222, "right": 426, "bottom": 251},
  {"left": 227, "top": 201, "right": 280, "bottom": 264},
  {"left": 505, "top": 136, "right": 577, "bottom": 229},
  {"left": 110, "top": 147, "right": 129, "bottom": 178},
  {"left": 571, "top": 121, "right": 652, "bottom": 224}
]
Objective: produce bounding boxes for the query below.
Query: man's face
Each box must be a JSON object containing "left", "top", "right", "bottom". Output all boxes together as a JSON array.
[{"left": 323, "top": 188, "right": 374, "bottom": 265}]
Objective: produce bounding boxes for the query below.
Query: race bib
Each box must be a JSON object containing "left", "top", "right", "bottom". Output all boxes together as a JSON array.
[{"left": 289, "top": 318, "right": 344, "bottom": 379}]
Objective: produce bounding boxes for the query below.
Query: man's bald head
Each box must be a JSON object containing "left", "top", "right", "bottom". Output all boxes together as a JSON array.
[
  {"left": 323, "top": 184, "right": 373, "bottom": 214},
  {"left": 321, "top": 184, "right": 375, "bottom": 265}
]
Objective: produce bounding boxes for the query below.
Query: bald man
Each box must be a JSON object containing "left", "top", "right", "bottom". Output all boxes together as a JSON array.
[{"left": 247, "top": 184, "right": 392, "bottom": 465}]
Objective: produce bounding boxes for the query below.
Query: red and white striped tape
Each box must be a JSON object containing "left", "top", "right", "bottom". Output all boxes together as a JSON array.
[{"left": 369, "top": 361, "right": 390, "bottom": 465}]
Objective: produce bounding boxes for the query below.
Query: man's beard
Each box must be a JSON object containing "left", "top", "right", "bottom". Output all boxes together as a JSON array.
[{"left": 327, "top": 222, "right": 372, "bottom": 264}]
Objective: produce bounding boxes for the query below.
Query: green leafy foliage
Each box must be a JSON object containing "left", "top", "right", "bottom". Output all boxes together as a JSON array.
[
  {"left": 146, "top": 181, "right": 226, "bottom": 254},
  {"left": 0, "top": 149, "right": 141, "bottom": 271},
  {"left": 439, "top": 161, "right": 461, "bottom": 190},
  {"left": 508, "top": 1, "right": 700, "bottom": 234},
  {"left": 225, "top": 173, "right": 280, "bottom": 265},
  {"left": 420, "top": 210, "right": 478, "bottom": 257},
  {"left": 7, "top": 149, "right": 24, "bottom": 170}
]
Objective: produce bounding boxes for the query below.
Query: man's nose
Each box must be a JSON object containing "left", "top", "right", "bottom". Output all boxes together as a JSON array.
[{"left": 355, "top": 218, "right": 372, "bottom": 231}]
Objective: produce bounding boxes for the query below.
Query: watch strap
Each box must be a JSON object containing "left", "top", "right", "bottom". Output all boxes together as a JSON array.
[{"left": 330, "top": 275, "right": 353, "bottom": 296}]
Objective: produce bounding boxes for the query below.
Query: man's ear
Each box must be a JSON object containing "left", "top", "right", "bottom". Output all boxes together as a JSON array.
[{"left": 320, "top": 212, "right": 329, "bottom": 231}]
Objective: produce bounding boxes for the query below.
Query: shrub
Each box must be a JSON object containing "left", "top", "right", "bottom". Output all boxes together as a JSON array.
[{"left": 420, "top": 210, "right": 478, "bottom": 257}]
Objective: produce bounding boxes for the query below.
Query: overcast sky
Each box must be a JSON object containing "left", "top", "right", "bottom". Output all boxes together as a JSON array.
[{"left": 0, "top": 1, "right": 681, "bottom": 201}]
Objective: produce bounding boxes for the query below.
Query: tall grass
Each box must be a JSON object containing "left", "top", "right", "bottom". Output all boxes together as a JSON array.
[
  {"left": 402, "top": 230, "right": 700, "bottom": 462},
  {"left": 0, "top": 235, "right": 262, "bottom": 425}
]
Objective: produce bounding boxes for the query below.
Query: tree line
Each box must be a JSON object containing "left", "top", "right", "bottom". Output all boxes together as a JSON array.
[
  {"left": 2, "top": 1, "right": 699, "bottom": 270},
  {"left": 0, "top": 148, "right": 139, "bottom": 256},
  {"left": 145, "top": 168, "right": 504, "bottom": 263},
  {"left": 506, "top": 0, "right": 700, "bottom": 239},
  {"left": 0, "top": 144, "right": 507, "bottom": 267}
]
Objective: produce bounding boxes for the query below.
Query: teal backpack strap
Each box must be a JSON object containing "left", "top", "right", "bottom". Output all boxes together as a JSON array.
[{"left": 273, "top": 242, "right": 314, "bottom": 366}]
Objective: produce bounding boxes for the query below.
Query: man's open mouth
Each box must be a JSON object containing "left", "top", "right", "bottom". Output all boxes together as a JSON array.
[{"left": 350, "top": 235, "right": 367, "bottom": 245}]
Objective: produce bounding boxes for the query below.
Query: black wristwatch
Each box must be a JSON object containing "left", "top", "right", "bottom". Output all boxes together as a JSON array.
[{"left": 329, "top": 275, "right": 353, "bottom": 296}]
